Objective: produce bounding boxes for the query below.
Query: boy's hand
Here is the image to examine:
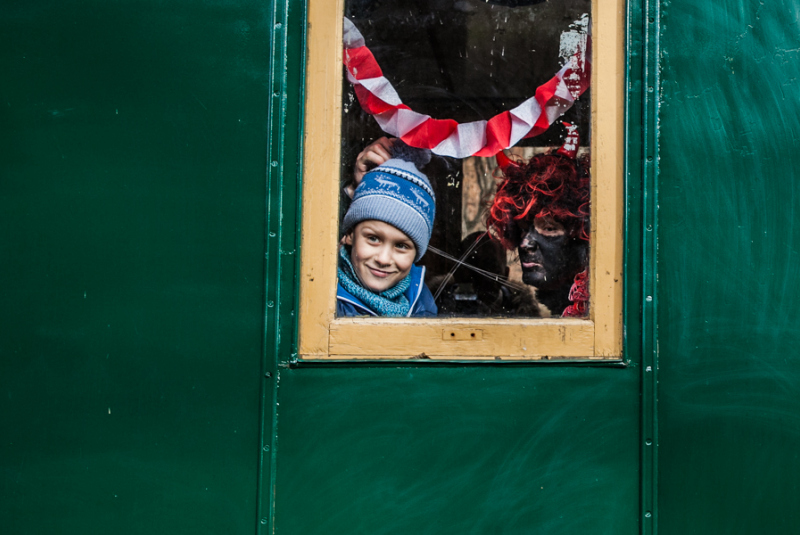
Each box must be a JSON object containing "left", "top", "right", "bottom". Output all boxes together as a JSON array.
[{"left": 354, "top": 136, "right": 394, "bottom": 185}]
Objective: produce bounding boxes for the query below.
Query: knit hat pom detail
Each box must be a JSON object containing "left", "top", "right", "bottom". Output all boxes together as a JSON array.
[{"left": 390, "top": 140, "right": 432, "bottom": 169}]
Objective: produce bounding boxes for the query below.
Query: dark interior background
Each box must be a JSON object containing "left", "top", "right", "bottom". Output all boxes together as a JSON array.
[{"left": 339, "top": 0, "right": 591, "bottom": 300}]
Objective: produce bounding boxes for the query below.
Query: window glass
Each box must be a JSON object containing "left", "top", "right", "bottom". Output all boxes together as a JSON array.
[{"left": 337, "top": 0, "right": 592, "bottom": 319}]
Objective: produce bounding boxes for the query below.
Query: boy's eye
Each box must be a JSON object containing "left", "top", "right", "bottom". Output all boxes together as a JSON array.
[{"left": 365, "top": 234, "right": 380, "bottom": 243}]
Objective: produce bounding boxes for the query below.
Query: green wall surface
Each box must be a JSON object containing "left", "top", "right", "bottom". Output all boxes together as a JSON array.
[
  {"left": 272, "top": 366, "right": 640, "bottom": 534},
  {"left": 1, "top": 1, "right": 270, "bottom": 533},
  {"left": 266, "top": 2, "right": 646, "bottom": 533},
  {"left": 657, "top": 0, "right": 800, "bottom": 533},
  {"left": 4, "top": 0, "right": 800, "bottom": 533}
]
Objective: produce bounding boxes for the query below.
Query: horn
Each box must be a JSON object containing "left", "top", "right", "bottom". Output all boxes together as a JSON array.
[{"left": 495, "top": 150, "right": 518, "bottom": 173}]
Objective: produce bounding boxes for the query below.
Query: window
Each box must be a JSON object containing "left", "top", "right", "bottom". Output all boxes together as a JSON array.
[{"left": 298, "top": 0, "right": 624, "bottom": 361}]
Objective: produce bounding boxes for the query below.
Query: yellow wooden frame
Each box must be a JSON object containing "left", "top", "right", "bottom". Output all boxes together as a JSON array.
[{"left": 298, "top": 0, "right": 625, "bottom": 361}]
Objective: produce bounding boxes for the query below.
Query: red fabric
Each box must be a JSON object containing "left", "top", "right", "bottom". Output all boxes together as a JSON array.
[
  {"left": 343, "top": 46, "right": 383, "bottom": 80},
  {"left": 354, "top": 85, "right": 395, "bottom": 115},
  {"left": 562, "top": 270, "right": 589, "bottom": 318},
  {"left": 401, "top": 118, "right": 459, "bottom": 149},
  {"left": 475, "top": 111, "right": 513, "bottom": 157},
  {"left": 343, "top": 27, "right": 591, "bottom": 157},
  {"left": 562, "top": 38, "right": 591, "bottom": 97},
  {"left": 531, "top": 77, "right": 563, "bottom": 134},
  {"left": 557, "top": 122, "right": 580, "bottom": 159}
]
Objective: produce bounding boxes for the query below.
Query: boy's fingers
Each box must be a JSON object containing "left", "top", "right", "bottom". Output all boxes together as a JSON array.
[
  {"left": 354, "top": 150, "right": 389, "bottom": 182},
  {"left": 361, "top": 137, "right": 395, "bottom": 161},
  {"left": 374, "top": 136, "right": 394, "bottom": 153},
  {"left": 353, "top": 136, "right": 398, "bottom": 184},
  {"left": 358, "top": 150, "right": 389, "bottom": 169},
  {"left": 369, "top": 145, "right": 392, "bottom": 163}
]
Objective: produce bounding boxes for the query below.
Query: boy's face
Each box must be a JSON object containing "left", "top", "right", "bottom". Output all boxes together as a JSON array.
[{"left": 344, "top": 220, "right": 416, "bottom": 293}]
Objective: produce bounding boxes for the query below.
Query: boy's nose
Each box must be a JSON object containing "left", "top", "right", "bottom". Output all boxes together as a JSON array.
[{"left": 375, "top": 244, "right": 393, "bottom": 266}]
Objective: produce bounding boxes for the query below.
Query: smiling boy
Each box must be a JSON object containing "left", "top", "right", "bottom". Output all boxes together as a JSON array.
[{"left": 336, "top": 144, "right": 438, "bottom": 317}]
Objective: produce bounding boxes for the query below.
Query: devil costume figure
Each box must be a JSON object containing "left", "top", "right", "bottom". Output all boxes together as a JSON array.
[{"left": 486, "top": 127, "right": 590, "bottom": 317}]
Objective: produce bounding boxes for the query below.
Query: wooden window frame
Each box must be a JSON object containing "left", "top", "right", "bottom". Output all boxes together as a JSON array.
[{"left": 297, "top": 0, "right": 625, "bottom": 361}]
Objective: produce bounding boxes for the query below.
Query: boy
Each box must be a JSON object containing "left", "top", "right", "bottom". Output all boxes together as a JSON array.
[{"left": 337, "top": 141, "right": 437, "bottom": 317}]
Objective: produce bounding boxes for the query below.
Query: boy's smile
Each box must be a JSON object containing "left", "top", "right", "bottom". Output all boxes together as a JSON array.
[{"left": 345, "top": 220, "right": 416, "bottom": 293}]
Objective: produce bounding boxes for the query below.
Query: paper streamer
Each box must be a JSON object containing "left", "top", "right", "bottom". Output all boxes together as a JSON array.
[{"left": 343, "top": 17, "right": 591, "bottom": 158}]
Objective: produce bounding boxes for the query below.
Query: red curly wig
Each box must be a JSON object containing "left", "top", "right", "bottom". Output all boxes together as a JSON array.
[{"left": 486, "top": 151, "right": 590, "bottom": 250}]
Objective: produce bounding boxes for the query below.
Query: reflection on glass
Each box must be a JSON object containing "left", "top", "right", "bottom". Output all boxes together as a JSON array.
[{"left": 338, "top": 0, "right": 591, "bottom": 318}]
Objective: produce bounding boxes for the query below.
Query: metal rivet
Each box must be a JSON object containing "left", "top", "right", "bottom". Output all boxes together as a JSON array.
[
  {"left": 646, "top": 225, "right": 653, "bottom": 231},
  {"left": 261, "top": 517, "right": 268, "bottom": 524},
  {"left": 263, "top": 445, "right": 270, "bottom": 452},
  {"left": 646, "top": 295, "right": 653, "bottom": 302},
  {"left": 274, "top": 22, "right": 282, "bottom": 29},
  {"left": 645, "top": 511, "right": 652, "bottom": 518},
  {"left": 265, "top": 372, "right": 272, "bottom": 378},
  {"left": 271, "top": 161, "right": 278, "bottom": 167},
  {"left": 646, "top": 366, "right": 652, "bottom": 372},
  {"left": 267, "top": 301, "right": 274, "bottom": 308},
  {"left": 269, "top": 232, "right": 276, "bottom": 238},
  {"left": 646, "top": 439, "right": 653, "bottom": 446}
]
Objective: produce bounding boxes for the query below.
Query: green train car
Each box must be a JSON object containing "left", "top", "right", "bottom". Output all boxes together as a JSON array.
[{"left": 2, "top": 0, "right": 798, "bottom": 533}]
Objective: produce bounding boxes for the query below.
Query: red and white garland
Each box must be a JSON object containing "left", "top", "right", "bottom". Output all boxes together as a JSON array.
[{"left": 343, "top": 17, "right": 591, "bottom": 158}]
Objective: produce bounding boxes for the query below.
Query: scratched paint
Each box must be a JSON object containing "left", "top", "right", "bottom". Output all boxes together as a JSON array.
[
  {"left": 657, "top": 0, "right": 800, "bottom": 532},
  {"left": 0, "top": 1, "right": 267, "bottom": 532},
  {"left": 5, "top": 0, "right": 799, "bottom": 533},
  {"left": 273, "top": 367, "right": 639, "bottom": 535}
]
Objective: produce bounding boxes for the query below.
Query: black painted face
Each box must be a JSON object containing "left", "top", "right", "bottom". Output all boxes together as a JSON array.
[{"left": 517, "top": 216, "right": 587, "bottom": 290}]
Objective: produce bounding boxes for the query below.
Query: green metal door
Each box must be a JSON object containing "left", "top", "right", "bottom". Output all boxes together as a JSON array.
[
  {"left": 3, "top": 0, "right": 800, "bottom": 534},
  {"left": 656, "top": 0, "right": 800, "bottom": 532},
  {"left": 1, "top": 1, "right": 271, "bottom": 532},
  {"left": 264, "top": 1, "right": 645, "bottom": 533}
]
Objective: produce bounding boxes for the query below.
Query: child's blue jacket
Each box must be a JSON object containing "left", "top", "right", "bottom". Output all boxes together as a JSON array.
[{"left": 336, "top": 264, "right": 438, "bottom": 317}]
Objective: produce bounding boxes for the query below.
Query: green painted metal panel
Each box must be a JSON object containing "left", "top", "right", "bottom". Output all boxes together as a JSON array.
[
  {"left": 637, "top": 0, "right": 660, "bottom": 531},
  {"left": 0, "top": 0, "right": 686, "bottom": 532},
  {"left": 273, "top": 366, "right": 640, "bottom": 534},
  {"left": 657, "top": 0, "right": 800, "bottom": 533},
  {"left": 265, "top": 3, "right": 649, "bottom": 532},
  {"left": 1, "top": 1, "right": 271, "bottom": 533},
  {"left": 260, "top": 0, "right": 307, "bottom": 530}
]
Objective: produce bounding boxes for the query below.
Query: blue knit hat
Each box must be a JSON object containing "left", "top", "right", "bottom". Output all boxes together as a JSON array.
[{"left": 342, "top": 147, "right": 436, "bottom": 261}]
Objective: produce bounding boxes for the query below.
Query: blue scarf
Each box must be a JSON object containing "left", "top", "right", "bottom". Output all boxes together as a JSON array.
[{"left": 338, "top": 247, "right": 411, "bottom": 317}]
